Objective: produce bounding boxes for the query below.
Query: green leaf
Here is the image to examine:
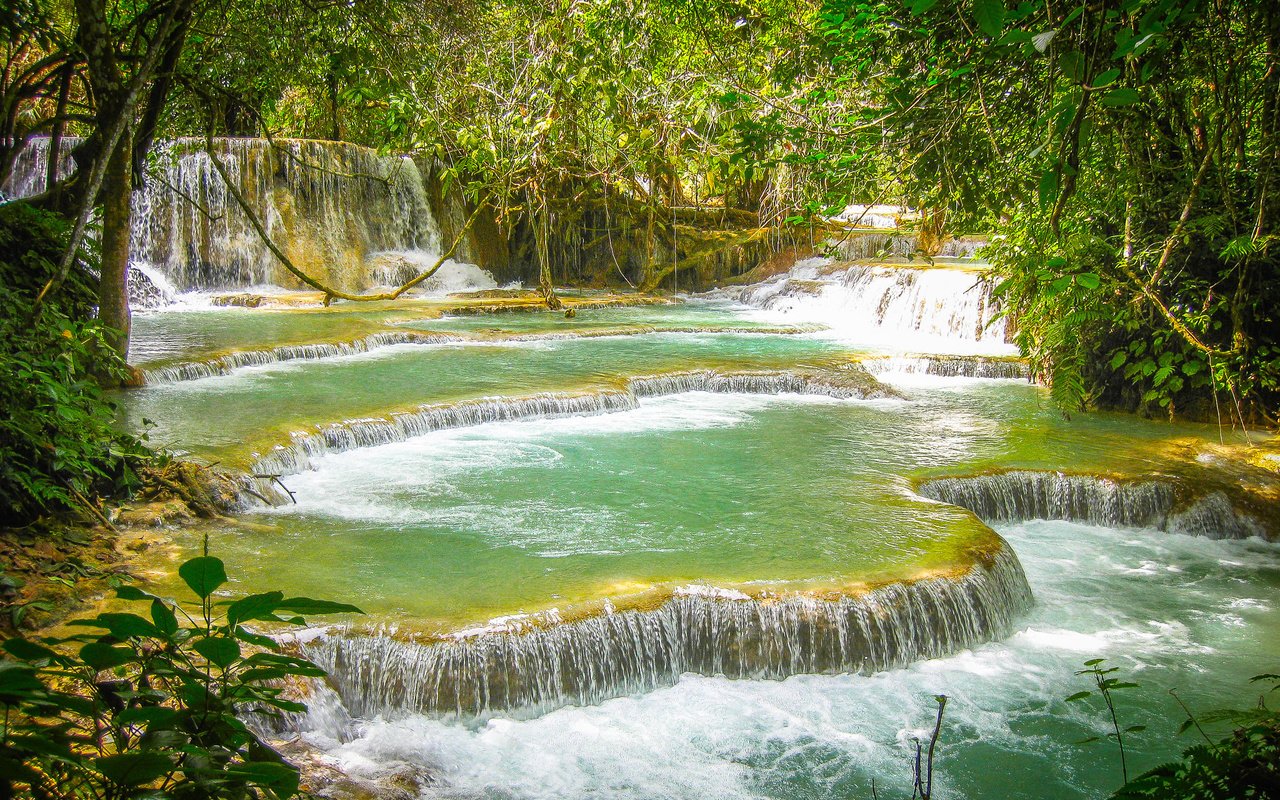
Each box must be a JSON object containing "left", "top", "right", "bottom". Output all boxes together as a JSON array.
[
  {"left": 226, "top": 761, "right": 301, "bottom": 794},
  {"left": 3, "top": 638, "right": 59, "bottom": 663},
  {"left": 115, "top": 706, "right": 180, "bottom": 727},
  {"left": 151, "top": 599, "right": 178, "bottom": 637},
  {"left": 227, "top": 591, "right": 284, "bottom": 625},
  {"left": 972, "top": 0, "right": 1005, "bottom": 37},
  {"left": 95, "top": 752, "right": 174, "bottom": 786},
  {"left": 1075, "top": 273, "right": 1101, "bottom": 290},
  {"left": 80, "top": 642, "right": 133, "bottom": 670},
  {"left": 95, "top": 613, "right": 159, "bottom": 640},
  {"left": 1065, "top": 691, "right": 1092, "bottom": 702},
  {"left": 274, "top": 597, "right": 364, "bottom": 616},
  {"left": 910, "top": 0, "right": 941, "bottom": 14},
  {"left": 1110, "top": 352, "right": 1128, "bottom": 369},
  {"left": 179, "top": 556, "right": 227, "bottom": 599},
  {"left": 1100, "top": 88, "right": 1141, "bottom": 107},
  {"left": 193, "top": 636, "right": 240, "bottom": 669},
  {"left": 1039, "top": 169, "right": 1060, "bottom": 209},
  {"left": 1092, "top": 69, "right": 1121, "bottom": 88},
  {"left": 115, "top": 585, "right": 157, "bottom": 601},
  {"left": 1059, "top": 51, "right": 1085, "bottom": 82}
]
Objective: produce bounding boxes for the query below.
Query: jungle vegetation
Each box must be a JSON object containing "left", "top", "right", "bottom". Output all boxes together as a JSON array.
[
  {"left": 3, "top": 0, "right": 1276, "bottom": 421},
  {"left": 1, "top": 1, "right": 1278, "bottom": 798}
]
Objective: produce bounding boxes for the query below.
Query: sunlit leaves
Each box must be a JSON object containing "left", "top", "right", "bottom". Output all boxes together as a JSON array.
[{"left": 971, "top": 0, "right": 1005, "bottom": 37}]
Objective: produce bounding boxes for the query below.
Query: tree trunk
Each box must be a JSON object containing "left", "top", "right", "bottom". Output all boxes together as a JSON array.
[{"left": 98, "top": 132, "right": 133, "bottom": 363}]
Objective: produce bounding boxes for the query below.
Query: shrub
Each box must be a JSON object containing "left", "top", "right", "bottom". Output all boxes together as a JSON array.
[
  {"left": 0, "top": 551, "right": 361, "bottom": 798},
  {"left": 0, "top": 202, "right": 152, "bottom": 525}
]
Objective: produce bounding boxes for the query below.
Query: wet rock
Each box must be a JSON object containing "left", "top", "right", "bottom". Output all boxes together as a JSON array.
[{"left": 212, "top": 293, "right": 265, "bottom": 308}]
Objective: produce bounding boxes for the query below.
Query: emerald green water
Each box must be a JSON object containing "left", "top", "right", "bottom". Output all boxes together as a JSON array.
[
  {"left": 122, "top": 327, "right": 844, "bottom": 464},
  {"left": 117, "top": 299, "right": 1279, "bottom": 800}
]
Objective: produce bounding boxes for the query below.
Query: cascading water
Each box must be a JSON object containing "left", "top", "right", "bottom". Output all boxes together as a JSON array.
[
  {"left": 1, "top": 136, "right": 77, "bottom": 199},
  {"left": 130, "top": 138, "right": 441, "bottom": 292},
  {"left": 917, "top": 470, "right": 1270, "bottom": 540},
  {"left": 366, "top": 251, "right": 498, "bottom": 293},
  {"left": 3, "top": 136, "right": 494, "bottom": 295},
  {"left": 862, "top": 355, "right": 1030, "bottom": 380},
  {"left": 826, "top": 231, "right": 988, "bottom": 261},
  {"left": 141, "top": 331, "right": 469, "bottom": 383},
  {"left": 245, "top": 366, "right": 901, "bottom": 493},
  {"left": 726, "top": 257, "right": 1011, "bottom": 353},
  {"left": 296, "top": 547, "right": 1032, "bottom": 721}
]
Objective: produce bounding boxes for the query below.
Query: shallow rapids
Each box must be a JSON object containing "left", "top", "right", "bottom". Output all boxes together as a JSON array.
[{"left": 115, "top": 295, "right": 1277, "bottom": 800}]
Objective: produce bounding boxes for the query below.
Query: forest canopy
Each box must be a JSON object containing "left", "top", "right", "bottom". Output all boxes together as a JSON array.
[{"left": 2, "top": 0, "right": 1277, "bottom": 422}]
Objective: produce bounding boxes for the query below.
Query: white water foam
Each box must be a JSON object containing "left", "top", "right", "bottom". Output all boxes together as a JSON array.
[
  {"left": 296, "top": 521, "right": 1280, "bottom": 800},
  {"left": 266, "top": 393, "right": 843, "bottom": 530},
  {"left": 724, "top": 257, "right": 1015, "bottom": 356},
  {"left": 366, "top": 250, "right": 498, "bottom": 295}
]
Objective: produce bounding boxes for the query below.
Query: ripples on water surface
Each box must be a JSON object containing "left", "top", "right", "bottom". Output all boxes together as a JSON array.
[{"left": 118, "top": 296, "right": 1279, "bottom": 799}]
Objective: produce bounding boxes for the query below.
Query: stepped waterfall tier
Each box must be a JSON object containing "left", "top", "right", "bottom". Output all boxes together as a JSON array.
[
  {"left": 95, "top": 172, "right": 1277, "bottom": 799},
  {"left": 722, "top": 257, "right": 1010, "bottom": 352},
  {"left": 299, "top": 546, "right": 1031, "bottom": 719},
  {"left": 917, "top": 470, "right": 1275, "bottom": 541},
  {"left": 243, "top": 367, "right": 902, "bottom": 499}
]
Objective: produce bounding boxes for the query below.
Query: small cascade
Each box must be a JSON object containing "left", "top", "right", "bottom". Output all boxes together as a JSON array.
[
  {"left": 245, "top": 367, "right": 899, "bottom": 493},
  {"left": 128, "top": 263, "right": 180, "bottom": 309},
  {"left": 297, "top": 547, "right": 1032, "bottom": 720},
  {"left": 141, "top": 332, "right": 467, "bottom": 383},
  {"left": 251, "top": 392, "right": 640, "bottom": 479},
  {"left": 728, "top": 258, "right": 1009, "bottom": 351},
  {"left": 1, "top": 136, "right": 76, "bottom": 199},
  {"left": 863, "top": 355, "right": 1030, "bottom": 380},
  {"left": 918, "top": 470, "right": 1269, "bottom": 540},
  {"left": 626, "top": 368, "right": 892, "bottom": 400},
  {"left": 138, "top": 326, "right": 822, "bottom": 386},
  {"left": 828, "top": 233, "right": 987, "bottom": 261},
  {"left": 367, "top": 251, "right": 498, "bottom": 294}
]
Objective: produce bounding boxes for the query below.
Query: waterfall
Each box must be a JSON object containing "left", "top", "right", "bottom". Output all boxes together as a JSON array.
[
  {"left": 917, "top": 470, "right": 1270, "bottom": 540},
  {"left": 863, "top": 355, "right": 1030, "bottom": 380},
  {"left": 140, "top": 332, "right": 468, "bottom": 383},
  {"left": 726, "top": 258, "right": 1010, "bottom": 352},
  {"left": 245, "top": 367, "right": 901, "bottom": 493},
  {"left": 828, "top": 232, "right": 987, "bottom": 261},
  {"left": 1, "top": 136, "right": 76, "bottom": 199},
  {"left": 294, "top": 546, "right": 1032, "bottom": 720},
  {"left": 5, "top": 137, "right": 454, "bottom": 294},
  {"left": 366, "top": 251, "right": 497, "bottom": 293},
  {"left": 141, "top": 324, "right": 822, "bottom": 386}
]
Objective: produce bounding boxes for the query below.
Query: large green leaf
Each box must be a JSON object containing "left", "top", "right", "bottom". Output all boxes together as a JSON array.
[
  {"left": 95, "top": 752, "right": 174, "bottom": 786},
  {"left": 972, "top": 0, "right": 1005, "bottom": 37},
  {"left": 226, "top": 591, "right": 284, "bottom": 625},
  {"left": 193, "top": 636, "right": 241, "bottom": 669},
  {"left": 80, "top": 642, "right": 134, "bottom": 670},
  {"left": 178, "top": 556, "right": 227, "bottom": 599},
  {"left": 1100, "top": 87, "right": 1141, "bottom": 106},
  {"left": 274, "top": 597, "right": 364, "bottom": 616}
]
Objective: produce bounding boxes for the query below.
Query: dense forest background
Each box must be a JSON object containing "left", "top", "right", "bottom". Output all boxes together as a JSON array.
[
  {"left": 2, "top": 2, "right": 1279, "bottom": 798},
  {"left": 2, "top": 0, "right": 1278, "bottom": 456}
]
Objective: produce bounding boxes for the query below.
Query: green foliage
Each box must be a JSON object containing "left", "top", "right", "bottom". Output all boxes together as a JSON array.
[
  {"left": 1068, "top": 663, "right": 1280, "bottom": 799},
  {"left": 1119, "top": 673, "right": 1280, "bottom": 799},
  {"left": 0, "top": 551, "right": 363, "bottom": 799},
  {"left": 1067, "top": 658, "right": 1144, "bottom": 782},
  {"left": 0, "top": 203, "right": 153, "bottom": 525},
  {"left": 803, "top": 0, "right": 1280, "bottom": 421}
]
